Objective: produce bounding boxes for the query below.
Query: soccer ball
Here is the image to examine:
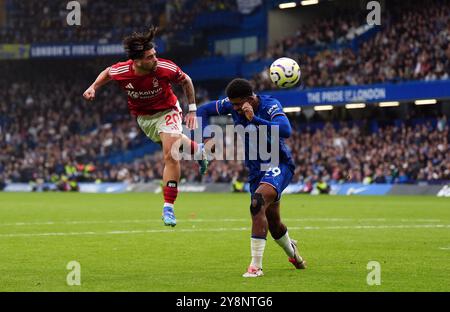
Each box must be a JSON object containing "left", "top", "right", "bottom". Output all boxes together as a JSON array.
[{"left": 269, "top": 57, "right": 301, "bottom": 88}]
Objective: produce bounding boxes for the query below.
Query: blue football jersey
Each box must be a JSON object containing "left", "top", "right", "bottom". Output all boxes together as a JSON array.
[{"left": 215, "top": 95, "right": 295, "bottom": 179}]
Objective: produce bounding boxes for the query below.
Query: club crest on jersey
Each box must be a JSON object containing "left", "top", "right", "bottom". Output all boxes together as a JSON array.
[
  {"left": 128, "top": 91, "right": 139, "bottom": 99},
  {"left": 153, "top": 78, "right": 159, "bottom": 88},
  {"left": 267, "top": 104, "right": 279, "bottom": 116}
]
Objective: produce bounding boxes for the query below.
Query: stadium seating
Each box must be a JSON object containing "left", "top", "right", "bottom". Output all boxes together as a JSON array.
[
  {"left": 1, "top": 0, "right": 449, "bottom": 187},
  {"left": 252, "top": 0, "right": 450, "bottom": 90}
]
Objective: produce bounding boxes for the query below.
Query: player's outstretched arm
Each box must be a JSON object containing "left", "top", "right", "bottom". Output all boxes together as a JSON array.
[
  {"left": 197, "top": 99, "right": 233, "bottom": 131},
  {"left": 197, "top": 100, "right": 224, "bottom": 152},
  {"left": 197, "top": 101, "right": 220, "bottom": 136},
  {"left": 83, "top": 67, "right": 112, "bottom": 101},
  {"left": 251, "top": 114, "right": 292, "bottom": 138}
]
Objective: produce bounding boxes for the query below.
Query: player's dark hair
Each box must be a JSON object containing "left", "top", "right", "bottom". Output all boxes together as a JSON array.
[
  {"left": 123, "top": 26, "right": 157, "bottom": 60},
  {"left": 225, "top": 78, "right": 253, "bottom": 99}
]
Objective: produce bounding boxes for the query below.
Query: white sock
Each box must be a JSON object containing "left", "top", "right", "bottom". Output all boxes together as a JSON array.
[
  {"left": 275, "top": 230, "right": 295, "bottom": 258},
  {"left": 164, "top": 203, "right": 174, "bottom": 209},
  {"left": 250, "top": 238, "right": 266, "bottom": 269}
]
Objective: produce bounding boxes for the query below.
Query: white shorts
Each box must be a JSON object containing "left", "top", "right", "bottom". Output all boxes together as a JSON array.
[{"left": 136, "top": 103, "right": 183, "bottom": 143}]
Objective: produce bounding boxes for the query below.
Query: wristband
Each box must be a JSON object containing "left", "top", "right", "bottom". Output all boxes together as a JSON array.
[{"left": 188, "top": 104, "right": 197, "bottom": 112}]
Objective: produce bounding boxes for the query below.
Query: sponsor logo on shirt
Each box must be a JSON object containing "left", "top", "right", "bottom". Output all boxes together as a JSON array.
[{"left": 127, "top": 87, "right": 163, "bottom": 99}]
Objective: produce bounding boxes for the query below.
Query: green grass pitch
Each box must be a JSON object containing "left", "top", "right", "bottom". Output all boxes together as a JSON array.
[{"left": 0, "top": 193, "right": 448, "bottom": 292}]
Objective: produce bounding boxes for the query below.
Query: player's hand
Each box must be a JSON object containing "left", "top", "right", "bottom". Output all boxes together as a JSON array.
[
  {"left": 83, "top": 87, "right": 96, "bottom": 101},
  {"left": 242, "top": 102, "right": 254, "bottom": 121},
  {"left": 184, "top": 111, "right": 198, "bottom": 130}
]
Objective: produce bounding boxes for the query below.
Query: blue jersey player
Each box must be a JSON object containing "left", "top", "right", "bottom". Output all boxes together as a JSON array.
[{"left": 197, "top": 78, "right": 306, "bottom": 277}]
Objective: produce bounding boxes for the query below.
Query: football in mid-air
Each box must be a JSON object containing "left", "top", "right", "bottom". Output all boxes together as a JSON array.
[{"left": 269, "top": 57, "right": 301, "bottom": 88}]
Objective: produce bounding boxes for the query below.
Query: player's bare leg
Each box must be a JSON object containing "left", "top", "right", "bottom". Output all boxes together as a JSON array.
[
  {"left": 160, "top": 132, "right": 182, "bottom": 227},
  {"left": 178, "top": 134, "right": 209, "bottom": 175},
  {"left": 243, "top": 183, "right": 277, "bottom": 277},
  {"left": 266, "top": 201, "right": 306, "bottom": 269}
]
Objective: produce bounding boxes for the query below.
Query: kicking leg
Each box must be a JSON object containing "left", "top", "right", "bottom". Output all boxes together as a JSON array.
[{"left": 178, "top": 134, "right": 209, "bottom": 175}]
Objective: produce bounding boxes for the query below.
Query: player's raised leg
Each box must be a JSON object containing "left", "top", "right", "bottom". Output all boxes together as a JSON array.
[
  {"left": 179, "top": 134, "right": 209, "bottom": 175},
  {"left": 160, "top": 132, "right": 182, "bottom": 227},
  {"left": 243, "top": 183, "right": 277, "bottom": 278},
  {"left": 266, "top": 201, "right": 306, "bottom": 269}
]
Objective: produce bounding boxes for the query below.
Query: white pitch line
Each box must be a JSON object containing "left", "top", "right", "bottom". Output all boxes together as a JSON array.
[
  {"left": 0, "top": 218, "right": 443, "bottom": 227},
  {"left": 0, "top": 218, "right": 349, "bottom": 227},
  {"left": 0, "top": 227, "right": 248, "bottom": 238},
  {"left": 0, "top": 224, "right": 448, "bottom": 238}
]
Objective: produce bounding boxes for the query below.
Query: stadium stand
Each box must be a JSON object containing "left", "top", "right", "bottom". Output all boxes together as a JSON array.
[
  {"left": 1, "top": 65, "right": 448, "bottom": 185},
  {"left": 1, "top": 0, "right": 236, "bottom": 45},
  {"left": 252, "top": 0, "right": 450, "bottom": 90},
  {"left": 1, "top": 0, "right": 449, "bottom": 189}
]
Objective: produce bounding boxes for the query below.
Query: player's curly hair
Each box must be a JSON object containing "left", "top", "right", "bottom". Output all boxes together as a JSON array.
[
  {"left": 123, "top": 26, "right": 157, "bottom": 60},
  {"left": 225, "top": 78, "right": 253, "bottom": 99}
]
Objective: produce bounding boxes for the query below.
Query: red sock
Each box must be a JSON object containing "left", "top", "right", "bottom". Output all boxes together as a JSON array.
[
  {"left": 190, "top": 140, "right": 199, "bottom": 155},
  {"left": 163, "top": 181, "right": 178, "bottom": 205}
]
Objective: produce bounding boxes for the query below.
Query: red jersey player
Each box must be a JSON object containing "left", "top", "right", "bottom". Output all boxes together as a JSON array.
[{"left": 83, "top": 27, "right": 208, "bottom": 227}]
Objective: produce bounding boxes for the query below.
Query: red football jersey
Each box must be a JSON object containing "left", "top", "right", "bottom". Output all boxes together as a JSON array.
[{"left": 108, "top": 58, "right": 186, "bottom": 116}]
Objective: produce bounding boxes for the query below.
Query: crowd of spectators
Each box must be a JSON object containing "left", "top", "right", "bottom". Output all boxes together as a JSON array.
[
  {"left": 251, "top": 0, "right": 450, "bottom": 90},
  {"left": 1, "top": 68, "right": 448, "bottom": 186},
  {"left": 0, "top": 55, "right": 449, "bottom": 187},
  {"left": 1, "top": 0, "right": 236, "bottom": 45},
  {"left": 109, "top": 115, "right": 450, "bottom": 185},
  {"left": 0, "top": 59, "right": 213, "bottom": 187},
  {"left": 287, "top": 118, "right": 449, "bottom": 185},
  {"left": 0, "top": 79, "right": 141, "bottom": 183},
  {"left": 2, "top": 0, "right": 161, "bottom": 44},
  {"left": 1, "top": 0, "right": 449, "bottom": 189}
]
